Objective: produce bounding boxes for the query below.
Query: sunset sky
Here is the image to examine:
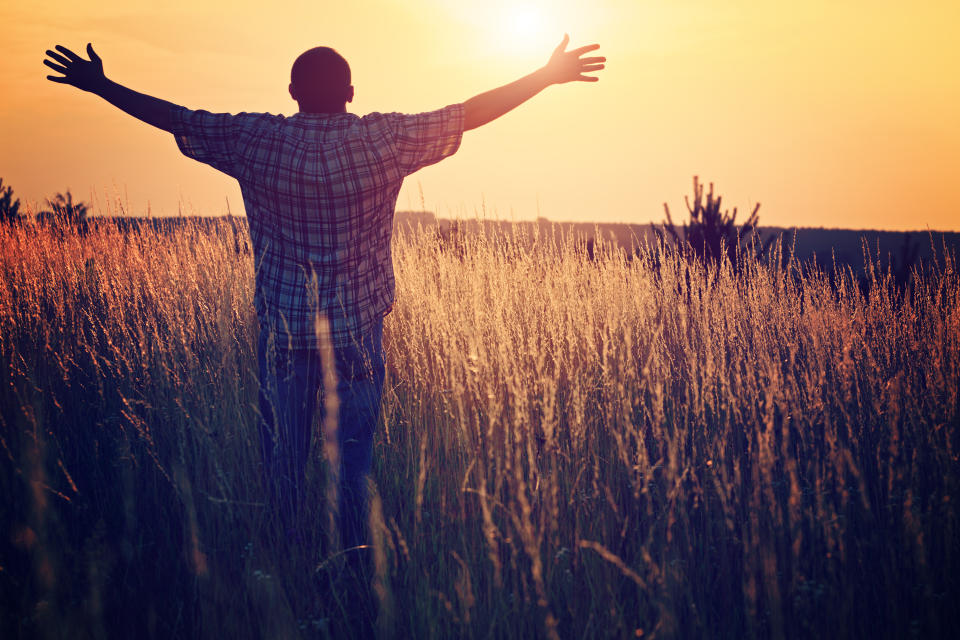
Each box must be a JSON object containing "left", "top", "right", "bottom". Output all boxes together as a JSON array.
[{"left": 1, "top": 0, "right": 958, "bottom": 230}]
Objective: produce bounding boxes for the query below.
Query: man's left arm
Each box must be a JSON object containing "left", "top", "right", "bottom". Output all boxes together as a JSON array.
[
  {"left": 462, "top": 34, "right": 604, "bottom": 131},
  {"left": 44, "top": 43, "right": 178, "bottom": 132}
]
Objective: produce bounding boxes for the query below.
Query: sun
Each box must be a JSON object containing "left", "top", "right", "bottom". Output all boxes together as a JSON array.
[
  {"left": 503, "top": 4, "right": 545, "bottom": 41},
  {"left": 434, "top": 0, "right": 563, "bottom": 59},
  {"left": 488, "top": 2, "right": 561, "bottom": 57}
]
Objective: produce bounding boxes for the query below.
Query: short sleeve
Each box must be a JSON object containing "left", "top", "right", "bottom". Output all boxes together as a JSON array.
[
  {"left": 169, "top": 106, "right": 266, "bottom": 178},
  {"left": 381, "top": 104, "right": 465, "bottom": 176}
]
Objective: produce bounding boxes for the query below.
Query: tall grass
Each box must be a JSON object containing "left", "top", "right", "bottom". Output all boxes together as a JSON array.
[{"left": 0, "top": 218, "right": 957, "bottom": 639}]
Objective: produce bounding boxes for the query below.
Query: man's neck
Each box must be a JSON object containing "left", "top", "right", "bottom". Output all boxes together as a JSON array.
[{"left": 297, "top": 103, "right": 348, "bottom": 115}]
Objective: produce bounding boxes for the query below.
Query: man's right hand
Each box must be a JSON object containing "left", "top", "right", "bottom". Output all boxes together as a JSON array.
[
  {"left": 542, "top": 34, "right": 605, "bottom": 85},
  {"left": 43, "top": 42, "right": 177, "bottom": 132},
  {"left": 44, "top": 43, "right": 107, "bottom": 93}
]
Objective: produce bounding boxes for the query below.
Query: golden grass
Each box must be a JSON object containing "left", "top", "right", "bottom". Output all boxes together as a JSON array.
[{"left": 0, "top": 218, "right": 957, "bottom": 639}]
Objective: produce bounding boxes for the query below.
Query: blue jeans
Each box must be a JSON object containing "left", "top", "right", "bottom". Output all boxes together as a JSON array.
[{"left": 257, "top": 320, "right": 385, "bottom": 551}]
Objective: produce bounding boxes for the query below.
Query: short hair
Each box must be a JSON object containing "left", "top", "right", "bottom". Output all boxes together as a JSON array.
[{"left": 290, "top": 47, "right": 351, "bottom": 101}]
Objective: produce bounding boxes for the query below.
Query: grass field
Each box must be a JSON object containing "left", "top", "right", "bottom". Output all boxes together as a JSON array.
[{"left": 1, "top": 218, "right": 957, "bottom": 639}]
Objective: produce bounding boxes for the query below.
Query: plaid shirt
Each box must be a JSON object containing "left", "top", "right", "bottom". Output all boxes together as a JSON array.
[{"left": 170, "top": 103, "right": 464, "bottom": 350}]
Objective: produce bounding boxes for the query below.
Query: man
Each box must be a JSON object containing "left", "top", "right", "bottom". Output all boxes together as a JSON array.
[{"left": 43, "top": 36, "right": 604, "bottom": 556}]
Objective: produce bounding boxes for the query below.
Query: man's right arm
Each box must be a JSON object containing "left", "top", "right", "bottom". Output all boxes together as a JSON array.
[
  {"left": 44, "top": 43, "right": 177, "bottom": 132},
  {"left": 462, "top": 34, "right": 605, "bottom": 131}
]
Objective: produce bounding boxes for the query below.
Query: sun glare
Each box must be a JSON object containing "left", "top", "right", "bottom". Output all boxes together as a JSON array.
[
  {"left": 433, "top": 0, "right": 561, "bottom": 58},
  {"left": 503, "top": 4, "right": 544, "bottom": 40},
  {"left": 486, "top": 2, "right": 560, "bottom": 57}
]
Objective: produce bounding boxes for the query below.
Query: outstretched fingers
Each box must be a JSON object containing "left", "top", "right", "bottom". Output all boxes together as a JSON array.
[
  {"left": 45, "top": 50, "right": 72, "bottom": 66},
  {"left": 575, "top": 45, "right": 603, "bottom": 81},
  {"left": 571, "top": 44, "right": 601, "bottom": 57},
  {"left": 54, "top": 45, "right": 83, "bottom": 61},
  {"left": 43, "top": 59, "right": 69, "bottom": 75},
  {"left": 86, "top": 43, "right": 101, "bottom": 62}
]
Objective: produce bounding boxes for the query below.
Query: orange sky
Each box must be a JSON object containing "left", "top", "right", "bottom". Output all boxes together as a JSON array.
[{"left": 1, "top": 0, "right": 958, "bottom": 230}]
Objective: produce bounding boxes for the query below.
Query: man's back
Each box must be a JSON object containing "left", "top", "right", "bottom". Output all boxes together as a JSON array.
[
  {"left": 171, "top": 104, "right": 465, "bottom": 350},
  {"left": 43, "top": 38, "right": 603, "bottom": 351}
]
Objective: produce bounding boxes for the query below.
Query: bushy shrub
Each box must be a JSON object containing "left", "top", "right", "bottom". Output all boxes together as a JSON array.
[
  {"left": 0, "top": 178, "right": 20, "bottom": 223},
  {"left": 657, "top": 176, "right": 775, "bottom": 273},
  {"left": 41, "top": 190, "right": 88, "bottom": 225}
]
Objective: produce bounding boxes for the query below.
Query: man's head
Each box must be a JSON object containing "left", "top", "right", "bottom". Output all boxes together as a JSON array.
[{"left": 289, "top": 47, "right": 354, "bottom": 113}]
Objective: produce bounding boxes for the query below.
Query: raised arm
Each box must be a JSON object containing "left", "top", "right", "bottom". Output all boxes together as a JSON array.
[
  {"left": 462, "top": 34, "right": 604, "bottom": 131},
  {"left": 44, "top": 43, "right": 177, "bottom": 132}
]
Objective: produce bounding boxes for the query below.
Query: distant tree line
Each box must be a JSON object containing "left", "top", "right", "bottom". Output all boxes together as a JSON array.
[{"left": 0, "top": 175, "right": 926, "bottom": 291}]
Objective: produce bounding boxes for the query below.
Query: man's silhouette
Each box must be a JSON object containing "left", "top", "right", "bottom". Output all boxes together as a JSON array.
[{"left": 43, "top": 37, "right": 604, "bottom": 558}]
